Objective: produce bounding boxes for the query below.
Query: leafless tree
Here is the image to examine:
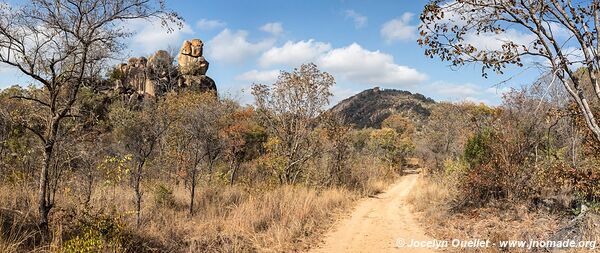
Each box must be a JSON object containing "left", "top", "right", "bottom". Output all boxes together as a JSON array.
[
  {"left": 419, "top": 0, "right": 600, "bottom": 143},
  {"left": 0, "top": 0, "right": 181, "bottom": 234}
]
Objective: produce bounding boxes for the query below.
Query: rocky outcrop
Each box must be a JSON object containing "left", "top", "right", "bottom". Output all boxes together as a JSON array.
[
  {"left": 113, "top": 55, "right": 160, "bottom": 97},
  {"left": 177, "top": 39, "right": 217, "bottom": 92},
  {"left": 111, "top": 38, "right": 217, "bottom": 98}
]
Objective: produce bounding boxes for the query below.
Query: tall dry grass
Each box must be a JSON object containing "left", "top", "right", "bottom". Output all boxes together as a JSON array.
[
  {"left": 0, "top": 180, "right": 358, "bottom": 252},
  {"left": 407, "top": 176, "right": 578, "bottom": 253},
  {"left": 0, "top": 183, "right": 45, "bottom": 253},
  {"left": 0, "top": 154, "right": 398, "bottom": 252}
]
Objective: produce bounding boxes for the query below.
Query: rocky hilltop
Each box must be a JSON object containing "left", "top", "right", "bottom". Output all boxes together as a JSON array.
[
  {"left": 329, "top": 87, "right": 435, "bottom": 128},
  {"left": 111, "top": 38, "right": 216, "bottom": 99}
]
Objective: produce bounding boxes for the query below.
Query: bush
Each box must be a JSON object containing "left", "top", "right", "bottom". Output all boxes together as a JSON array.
[
  {"left": 153, "top": 184, "right": 175, "bottom": 208},
  {"left": 61, "top": 213, "right": 128, "bottom": 253}
]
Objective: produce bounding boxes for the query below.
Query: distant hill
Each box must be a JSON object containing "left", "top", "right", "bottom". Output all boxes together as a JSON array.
[{"left": 329, "top": 87, "right": 436, "bottom": 129}]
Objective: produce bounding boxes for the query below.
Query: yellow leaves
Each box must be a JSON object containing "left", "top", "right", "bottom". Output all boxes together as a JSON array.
[
  {"left": 381, "top": 114, "right": 415, "bottom": 137},
  {"left": 97, "top": 155, "right": 132, "bottom": 186},
  {"left": 264, "top": 136, "right": 282, "bottom": 153}
]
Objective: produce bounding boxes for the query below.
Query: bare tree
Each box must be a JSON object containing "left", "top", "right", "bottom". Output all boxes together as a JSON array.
[
  {"left": 252, "top": 63, "right": 334, "bottom": 184},
  {"left": 419, "top": 0, "right": 600, "bottom": 143},
  {"left": 110, "top": 100, "right": 171, "bottom": 226},
  {"left": 0, "top": 0, "right": 180, "bottom": 233},
  {"left": 163, "top": 92, "right": 225, "bottom": 215}
]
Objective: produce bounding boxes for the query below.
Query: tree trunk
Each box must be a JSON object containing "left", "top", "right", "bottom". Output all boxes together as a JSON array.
[
  {"left": 38, "top": 145, "right": 52, "bottom": 238},
  {"left": 38, "top": 117, "right": 59, "bottom": 239},
  {"left": 189, "top": 168, "right": 197, "bottom": 215},
  {"left": 230, "top": 160, "right": 241, "bottom": 186},
  {"left": 134, "top": 162, "right": 144, "bottom": 227},
  {"left": 84, "top": 168, "right": 94, "bottom": 205}
]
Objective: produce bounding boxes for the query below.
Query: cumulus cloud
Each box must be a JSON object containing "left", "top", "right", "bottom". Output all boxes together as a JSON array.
[
  {"left": 196, "top": 19, "right": 226, "bottom": 30},
  {"left": 344, "top": 10, "right": 368, "bottom": 29},
  {"left": 260, "top": 22, "right": 284, "bottom": 35},
  {"left": 380, "top": 13, "right": 417, "bottom": 43},
  {"left": 127, "top": 18, "right": 194, "bottom": 55},
  {"left": 236, "top": 69, "right": 280, "bottom": 83},
  {"left": 421, "top": 80, "right": 511, "bottom": 105},
  {"left": 331, "top": 85, "right": 360, "bottom": 105},
  {"left": 463, "top": 29, "right": 537, "bottom": 51},
  {"left": 206, "top": 29, "right": 275, "bottom": 64},
  {"left": 258, "top": 40, "right": 332, "bottom": 67},
  {"left": 429, "top": 81, "right": 482, "bottom": 97},
  {"left": 318, "top": 43, "right": 427, "bottom": 85}
]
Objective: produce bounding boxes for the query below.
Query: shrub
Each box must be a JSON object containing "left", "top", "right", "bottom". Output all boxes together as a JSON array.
[
  {"left": 61, "top": 213, "right": 128, "bottom": 253},
  {"left": 153, "top": 184, "right": 175, "bottom": 208},
  {"left": 460, "top": 130, "right": 508, "bottom": 203}
]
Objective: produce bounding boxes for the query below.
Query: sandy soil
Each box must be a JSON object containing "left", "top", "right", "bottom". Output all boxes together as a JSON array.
[{"left": 309, "top": 173, "right": 434, "bottom": 253}]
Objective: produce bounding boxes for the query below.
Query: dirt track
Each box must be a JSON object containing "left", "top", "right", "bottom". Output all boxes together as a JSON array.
[{"left": 309, "top": 173, "right": 434, "bottom": 253}]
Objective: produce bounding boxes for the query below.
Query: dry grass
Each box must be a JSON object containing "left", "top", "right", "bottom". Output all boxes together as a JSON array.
[
  {"left": 0, "top": 182, "right": 45, "bottom": 253},
  {"left": 121, "top": 183, "right": 358, "bottom": 252},
  {"left": 152, "top": 185, "right": 357, "bottom": 252},
  {"left": 407, "top": 176, "right": 574, "bottom": 253},
  {"left": 0, "top": 155, "right": 397, "bottom": 252},
  {"left": 0, "top": 181, "right": 360, "bottom": 252}
]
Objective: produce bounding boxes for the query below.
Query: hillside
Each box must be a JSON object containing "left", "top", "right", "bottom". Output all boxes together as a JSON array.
[{"left": 329, "top": 87, "right": 436, "bottom": 128}]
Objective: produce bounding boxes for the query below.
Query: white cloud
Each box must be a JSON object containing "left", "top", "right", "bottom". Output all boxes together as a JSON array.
[
  {"left": 432, "top": 81, "right": 482, "bottom": 97},
  {"left": 318, "top": 43, "right": 427, "bottom": 85},
  {"left": 127, "top": 18, "right": 194, "bottom": 55},
  {"left": 330, "top": 85, "right": 360, "bottom": 106},
  {"left": 206, "top": 29, "right": 275, "bottom": 64},
  {"left": 344, "top": 10, "right": 368, "bottom": 29},
  {"left": 485, "top": 86, "right": 512, "bottom": 96},
  {"left": 464, "top": 96, "right": 490, "bottom": 104},
  {"left": 260, "top": 22, "right": 284, "bottom": 35},
  {"left": 196, "top": 19, "right": 226, "bottom": 30},
  {"left": 421, "top": 80, "right": 510, "bottom": 105},
  {"left": 236, "top": 69, "right": 280, "bottom": 83},
  {"left": 380, "top": 13, "right": 417, "bottom": 43},
  {"left": 464, "top": 29, "right": 536, "bottom": 51},
  {"left": 258, "top": 40, "right": 331, "bottom": 67}
]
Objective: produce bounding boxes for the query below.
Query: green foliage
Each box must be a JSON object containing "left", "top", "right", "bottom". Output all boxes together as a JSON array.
[
  {"left": 463, "top": 129, "right": 493, "bottom": 168},
  {"left": 443, "top": 158, "right": 467, "bottom": 176},
  {"left": 61, "top": 213, "right": 128, "bottom": 253},
  {"left": 368, "top": 127, "right": 414, "bottom": 170},
  {"left": 153, "top": 184, "right": 175, "bottom": 208}
]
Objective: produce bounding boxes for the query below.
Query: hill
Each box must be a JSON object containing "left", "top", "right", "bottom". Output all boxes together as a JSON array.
[{"left": 329, "top": 87, "right": 435, "bottom": 128}]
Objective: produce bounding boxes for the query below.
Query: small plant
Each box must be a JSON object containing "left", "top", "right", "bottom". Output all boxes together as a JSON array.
[{"left": 153, "top": 184, "right": 175, "bottom": 208}]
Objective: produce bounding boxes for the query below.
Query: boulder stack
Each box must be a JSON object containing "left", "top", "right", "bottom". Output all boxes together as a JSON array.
[{"left": 111, "top": 38, "right": 217, "bottom": 98}]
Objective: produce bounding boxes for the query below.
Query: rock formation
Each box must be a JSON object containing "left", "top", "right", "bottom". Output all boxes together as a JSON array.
[
  {"left": 177, "top": 39, "right": 216, "bottom": 92},
  {"left": 111, "top": 38, "right": 217, "bottom": 98}
]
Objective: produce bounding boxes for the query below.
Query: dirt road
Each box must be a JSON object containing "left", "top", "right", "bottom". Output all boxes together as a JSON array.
[{"left": 309, "top": 173, "right": 434, "bottom": 253}]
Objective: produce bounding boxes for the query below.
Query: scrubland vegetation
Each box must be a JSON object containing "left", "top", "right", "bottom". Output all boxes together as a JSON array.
[
  {"left": 3, "top": 0, "right": 600, "bottom": 252},
  {"left": 0, "top": 1, "right": 415, "bottom": 252},
  {"left": 0, "top": 1, "right": 413, "bottom": 251},
  {"left": 409, "top": 79, "right": 600, "bottom": 252},
  {"left": 0, "top": 59, "right": 414, "bottom": 252},
  {"left": 410, "top": 1, "right": 600, "bottom": 251}
]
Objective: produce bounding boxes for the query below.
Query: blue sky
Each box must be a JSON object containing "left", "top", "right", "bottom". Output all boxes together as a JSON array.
[{"left": 0, "top": 0, "right": 545, "bottom": 105}]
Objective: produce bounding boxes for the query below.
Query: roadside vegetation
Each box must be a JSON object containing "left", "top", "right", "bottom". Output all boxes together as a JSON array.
[
  {"left": 410, "top": 1, "right": 600, "bottom": 251},
  {"left": 410, "top": 78, "right": 600, "bottom": 252}
]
